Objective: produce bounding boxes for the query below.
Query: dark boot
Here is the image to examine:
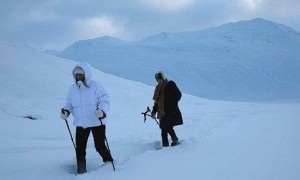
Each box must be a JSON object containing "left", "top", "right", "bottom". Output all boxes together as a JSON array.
[
  {"left": 77, "top": 160, "right": 87, "bottom": 174},
  {"left": 168, "top": 127, "right": 179, "bottom": 146},
  {"left": 162, "top": 141, "right": 169, "bottom": 147},
  {"left": 103, "top": 155, "right": 114, "bottom": 163},
  {"left": 171, "top": 140, "right": 179, "bottom": 146},
  {"left": 171, "top": 136, "right": 179, "bottom": 146}
]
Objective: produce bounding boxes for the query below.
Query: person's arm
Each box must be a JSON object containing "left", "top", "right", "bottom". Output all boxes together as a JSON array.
[{"left": 95, "top": 82, "right": 110, "bottom": 118}]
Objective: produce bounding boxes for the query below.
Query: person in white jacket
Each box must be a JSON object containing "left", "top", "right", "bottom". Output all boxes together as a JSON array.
[{"left": 60, "top": 62, "right": 113, "bottom": 174}]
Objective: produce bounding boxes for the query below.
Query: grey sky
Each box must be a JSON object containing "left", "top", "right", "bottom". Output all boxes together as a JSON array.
[{"left": 0, "top": 0, "right": 299, "bottom": 51}]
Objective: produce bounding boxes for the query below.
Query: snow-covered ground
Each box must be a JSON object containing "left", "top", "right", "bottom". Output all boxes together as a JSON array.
[{"left": 0, "top": 38, "right": 300, "bottom": 180}]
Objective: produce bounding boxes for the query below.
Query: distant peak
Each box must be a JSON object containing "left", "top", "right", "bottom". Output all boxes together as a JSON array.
[
  {"left": 250, "top": 18, "right": 270, "bottom": 22},
  {"left": 94, "top": 36, "right": 122, "bottom": 42},
  {"left": 140, "top": 32, "right": 170, "bottom": 43},
  {"left": 157, "top": 32, "right": 169, "bottom": 38},
  {"left": 248, "top": 18, "right": 277, "bottom": 25},
  {"left": 72, "top": 36, "right": 123, "bottom": 46},
  {"left": 215, "top": 17, "right": 291, "bottom": 33}
]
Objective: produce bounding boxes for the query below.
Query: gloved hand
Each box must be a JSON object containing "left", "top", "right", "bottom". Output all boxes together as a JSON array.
[
  {"left": 151, "top": 112, "right": 156, "bottom": 119},
  {"left": 95, "top": 109, "right": 104, "bottom": 119},
  {"left": 60, "top": 108, "right": 70, "bottom": 120}
]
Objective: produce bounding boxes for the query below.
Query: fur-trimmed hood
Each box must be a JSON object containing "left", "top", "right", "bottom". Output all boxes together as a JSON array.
[{"left": 72, "top": 62, "right": 93, "bottom": 85}]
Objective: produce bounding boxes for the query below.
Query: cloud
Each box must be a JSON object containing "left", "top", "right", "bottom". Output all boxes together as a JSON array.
[
  {"left": 1, "top": 0, "right": 300, "bottom": 51},
  {"left": 140, "top": 0, "right": 196, "bottom": 12},
  {"left": 73, "top": 16, "right": 126, "bottom": 40},
  {"left": 1, "top": 1, "right": 59, "bottom": 24},
  {"left": 240, "top": 0, "right": 263, "bottom": 10},
  {"left": 20, "top": 10, "right": 59, "bottom": 23}
]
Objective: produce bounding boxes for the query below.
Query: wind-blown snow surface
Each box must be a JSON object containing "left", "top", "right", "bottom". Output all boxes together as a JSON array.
[
  {"left": 1, "top": 38, "right": 300, "bottom": 180},
  {"left": 58, "top": 18, "right": 300, "bottom": 101}
]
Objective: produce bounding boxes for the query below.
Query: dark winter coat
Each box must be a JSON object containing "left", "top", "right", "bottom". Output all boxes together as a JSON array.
[{"left": 153, "top": 80, "right": 183, "bottom": 129}]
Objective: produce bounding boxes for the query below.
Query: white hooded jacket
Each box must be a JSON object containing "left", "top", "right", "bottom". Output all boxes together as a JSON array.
[{"left": 64, "top": 62, "right": 110, "bottom": 128}]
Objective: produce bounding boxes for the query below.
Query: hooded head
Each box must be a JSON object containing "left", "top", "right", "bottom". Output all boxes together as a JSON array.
[
  {"left": 72, "top": 62, "right": 93, "bottom": 87},
  {"left": 73, "top": 66, "right": 85, "bottom": 76},
  {"left": 155, "top": 71, "right": 168, "bottom": 82}
]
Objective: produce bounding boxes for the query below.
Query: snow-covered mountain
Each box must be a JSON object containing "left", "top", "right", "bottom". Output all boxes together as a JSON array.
[
  {"left": 1, "top": 35, "right": 300, "bottom": 180},
  {"left": 58, "top": 18, "right": 300, "bottom": 102}
]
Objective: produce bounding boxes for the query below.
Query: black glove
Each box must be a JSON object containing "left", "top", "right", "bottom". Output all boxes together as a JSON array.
[
  {"left": 151, "top": 112, "right": 156, "bottom": 119},
  {"left": 60, "top": 108, "right": 70, "bottom": 120}
]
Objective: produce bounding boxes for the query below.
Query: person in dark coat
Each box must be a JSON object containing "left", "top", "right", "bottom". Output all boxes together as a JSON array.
[{"left": 151, "top": 71, "right": 183, "bottom": 147}]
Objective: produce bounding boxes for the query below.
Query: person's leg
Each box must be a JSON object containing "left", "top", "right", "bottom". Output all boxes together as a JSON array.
[
  {"left": 92, "top": 125, "right": 113, "bottom": 162},
  {"left": 167, "top": 127, "right": 179, "bottom": 146},
  {"left": 161, "top": 128, "right": 169, "bottom": 147},
  {"left": 75, "top": 127, "right": 91, "bottom": 174}
]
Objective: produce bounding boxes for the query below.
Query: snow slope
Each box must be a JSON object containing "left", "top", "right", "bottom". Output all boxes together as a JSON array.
[
  {"left": 58, "top": 18, "right": 300, "bottom": 102},
  {"left": 0, "top": 37, "right": 300, "bottom": 180}
]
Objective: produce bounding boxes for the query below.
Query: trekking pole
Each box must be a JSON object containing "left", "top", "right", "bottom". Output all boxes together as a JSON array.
[
  {"left": 64, "top": 118, "right": 76, "bottom": 150},
  {"left": 99, "top": 119, "right": 115, "bottom": 171},
  {"left": 141, "top": 107, "right": 159, "bottom": 126}
]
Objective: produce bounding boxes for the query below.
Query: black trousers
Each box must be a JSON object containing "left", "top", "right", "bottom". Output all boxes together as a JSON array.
[
  {"left": 161, "top": 126, "right": 178, "bottom": 147},
  {"left": 76, "top": 125, "right": 112, "bottom": 163}
]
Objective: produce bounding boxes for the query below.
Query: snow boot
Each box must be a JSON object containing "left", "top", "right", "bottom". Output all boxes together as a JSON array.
[
  {"left": 77, "top": 160, "right": 87, "bottom": 174},
  {"left": 162, "top": 139, "right": 169, "bottom": 147},
  {"left": 103, "top": 156, "right": 114, "bottom": 163},
  {"left": 171, "top": 140, "right": 179, "bottom": 146}
]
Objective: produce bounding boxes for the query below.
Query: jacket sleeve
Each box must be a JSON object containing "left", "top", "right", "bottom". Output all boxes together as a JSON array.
[
  {"left": 95, "top": 82, "right": 110, "bottom": 114},
  {"left": 64, "top": 86, "right": 73, "bottom": 113},
  {"left": 173, "top": 81, "right": 182, "bottom": 102},
  {"left": 165, "top": 81, "right": 181, "bottom": 113},
  {"left": 152, "top": 102, "right": 158, "bottom": 114}
]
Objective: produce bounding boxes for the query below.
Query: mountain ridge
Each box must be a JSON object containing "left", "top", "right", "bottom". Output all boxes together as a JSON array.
[{"left": 58, "top": 18, "right": 300, "bottom": 101}]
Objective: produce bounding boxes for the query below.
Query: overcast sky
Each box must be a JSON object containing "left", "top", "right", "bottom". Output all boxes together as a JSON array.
[{"left": 0, "top": 0, "right": 299, "bottom": 51}]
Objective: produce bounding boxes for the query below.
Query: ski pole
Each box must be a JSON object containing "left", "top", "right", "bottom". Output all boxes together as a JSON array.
[
  {"left": 141, "top": 107, "right": 159, "bottom": 126},
  {"left": 64, "top": 118, "right": 76, "bottom": 150},
  {"left": 99, "top": 119, "right": 115, "bottom": 171}
]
